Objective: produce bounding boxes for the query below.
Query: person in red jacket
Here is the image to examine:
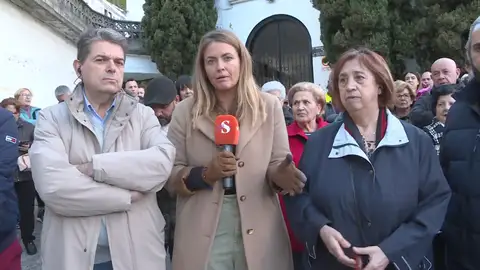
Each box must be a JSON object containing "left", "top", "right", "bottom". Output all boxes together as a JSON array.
[{"left": 279, "top": 82, "right": 328, "bottom": 269}]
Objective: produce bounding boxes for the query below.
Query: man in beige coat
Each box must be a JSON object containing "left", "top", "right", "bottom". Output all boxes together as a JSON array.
[{"left": 29, "top": 28, "right": 175, "bottom": 270}]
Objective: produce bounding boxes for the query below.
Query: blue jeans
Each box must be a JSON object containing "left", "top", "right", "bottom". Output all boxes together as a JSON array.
[{"left": 93, "top": 261, "right": 113, "bottom": 270}]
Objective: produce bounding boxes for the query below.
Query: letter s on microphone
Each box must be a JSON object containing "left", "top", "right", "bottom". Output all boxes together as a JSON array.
[{"left": 220, "top": 120, "right": 231, "bottom": 134}]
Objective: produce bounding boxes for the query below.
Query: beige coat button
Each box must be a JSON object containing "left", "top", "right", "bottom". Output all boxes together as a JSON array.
[
  {"left": 240, "top": 195, "right": 246, "bottom": 201},
  {"left": 238, "top": 161, "right": 245, "bottom": 167},
  {"left": 246, "top": 229, "right": 254, "bottom": 235}
]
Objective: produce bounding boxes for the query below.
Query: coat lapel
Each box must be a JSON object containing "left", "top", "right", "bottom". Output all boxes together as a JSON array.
[
  {"left": 103, "top": 94, "right": 137, "bottom": 152},
  {"left": 236, "top": 115, "right": 263, "bottom": 156},
  {"left": 194, "top": 113, "right": 263, "bottom": 156},
  {"left": 66, "top": 85, "right": 95, "bottom": 134},
  {"left": 195, "top": 115, "right": 215, "bottom": 143},
  {"left": 66, "top": 84, "right": 137, "bottom": 153}
]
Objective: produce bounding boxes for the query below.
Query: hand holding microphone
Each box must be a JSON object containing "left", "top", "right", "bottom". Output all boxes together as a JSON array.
[
  {"left": 203, "top": 152, "right": 237, "bottom": 186},
  {"left": 214, "top": 115, "right": 240, "bottom": 189},
  {"left": 272, "top": 154, "right": 306, "bottom": 195}
]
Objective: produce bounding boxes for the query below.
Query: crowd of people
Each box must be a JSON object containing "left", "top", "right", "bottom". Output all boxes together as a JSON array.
[{"left": 0, "top": 14, "right": 479, "bottom": 270}]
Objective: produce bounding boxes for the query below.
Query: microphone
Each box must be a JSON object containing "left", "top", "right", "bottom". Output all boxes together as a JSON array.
[{"left": 214, "top": 115, "right": 240, "bottom": 190}]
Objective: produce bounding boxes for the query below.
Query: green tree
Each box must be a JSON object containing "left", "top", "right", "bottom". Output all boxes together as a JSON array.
[
  {"left": 313, "top": 0, "right": 478, "bottom": 77},
  {"left": 142, "top": 0, "right": 217, "bottom": 79}
]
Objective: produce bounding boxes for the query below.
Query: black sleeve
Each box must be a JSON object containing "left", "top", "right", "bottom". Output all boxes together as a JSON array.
[
  {"left": 378, "top": 131, "right": 451, "bottom": 264},
  {"left": 184, "top": 166, "right": 212, "bottom": 191},
  {"left": 438, "top": 102, "right": 459, "bottom": 175},
  {"left": 410, "top": 95, "right": 434, "bottom": 128},
  {"left": 283, "top": 132, "right": 331, "bottom": 256}
]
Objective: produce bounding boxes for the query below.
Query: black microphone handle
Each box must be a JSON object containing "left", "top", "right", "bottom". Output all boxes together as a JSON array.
[{"left": 221, "top": 145, "right": 234, "bottom": 190}]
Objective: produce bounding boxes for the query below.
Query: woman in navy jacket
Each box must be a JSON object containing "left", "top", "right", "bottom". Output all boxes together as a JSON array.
[{"left": 284, "top": 48, "right": 451, "bottom": 270}]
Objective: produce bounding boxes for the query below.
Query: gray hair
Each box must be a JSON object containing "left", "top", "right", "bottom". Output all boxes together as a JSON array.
[
  {"left": 287, "top": 82, "right": 327, "bottom": 113},
  {"left": 465, "top": 16, "right": 480, "bottom": 63},
  {"left": 77, "top": 28, "right": 128, "bottom": 63},
  {"left": 54, "top": 85, "right": 71, "bottom": 97}
]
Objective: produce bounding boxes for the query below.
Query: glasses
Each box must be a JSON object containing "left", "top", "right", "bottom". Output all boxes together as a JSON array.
[
  {"left": 396, "top": 94, "right": 411, "bottom": 100},
  {"left": 20, "top": 94, "right": 32, "bottom": 98}
]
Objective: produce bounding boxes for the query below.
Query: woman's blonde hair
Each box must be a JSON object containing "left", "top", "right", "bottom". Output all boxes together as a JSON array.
[
  {"left": 191, "top": 29, "right": 266, "bottom": 128},
  {"left": 14, "top": 88, "right": 32, "bottom": 100},
  {"left": 394, "top": 80, "right": 416, "bottom": 101},
  {"left": 287, "top": 82, "right": 327, "bottom": 114}
]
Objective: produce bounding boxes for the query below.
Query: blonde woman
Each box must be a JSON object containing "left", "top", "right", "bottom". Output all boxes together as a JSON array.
[
  {"left": 13, "top": 87, "right": 45, "bottom": 221},
  {"left": 14, "top": 88, "right": 40, "bottom": 125},
  {"left": 393, "top": 80, "right": 416, "bottom": 121},
  {"left": 167, "top": 29, "right": 304, "bottom": 270}
]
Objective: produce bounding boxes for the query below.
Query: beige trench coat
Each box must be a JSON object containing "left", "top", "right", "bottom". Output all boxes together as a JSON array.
[
  {"left": 167, "top": 92, "right": 293, "bottom": 270},
  {"left": 29, "top": 86, "right": 175, "bottom": 270}
]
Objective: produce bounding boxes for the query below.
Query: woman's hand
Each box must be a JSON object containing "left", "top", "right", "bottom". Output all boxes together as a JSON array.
[
  {"left": 271, "top": 154, "right": 306, "bottom": 195},
  {"left": 353, "top": 246, "right": 389, "bottom": 270},
  {"left": 204, "top": 151, "right": 237, "bottom": 185},
  {"left": 319, "top": 225, "right": 357, "bottom": 268}
]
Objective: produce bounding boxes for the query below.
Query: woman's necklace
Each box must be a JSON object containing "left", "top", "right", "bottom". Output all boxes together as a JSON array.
[
  {"left": 360, "top": 131, "right": 376, "bottom": 141},
  {"left": 360, "top": 131, "right": 376, "bottom": 154}
]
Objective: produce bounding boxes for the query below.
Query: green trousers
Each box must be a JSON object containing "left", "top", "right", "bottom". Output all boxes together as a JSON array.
[{"left": 207, "top": 195, "right": 248, "bottom": 270}]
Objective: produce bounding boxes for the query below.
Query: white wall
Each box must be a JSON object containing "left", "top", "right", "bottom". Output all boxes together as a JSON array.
[
  {"left": 0, "top": 1, "right": 77, "bottom": 108},
  {"left": 216, "top": 0, "right": 330, "bottom": 88},
  {"left": 126, "top": 0, "right": 146, "bottom": 21}
]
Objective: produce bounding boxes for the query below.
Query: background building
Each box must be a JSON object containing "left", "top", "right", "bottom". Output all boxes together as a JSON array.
[
  {"left": 1, "top": 0, "right": 328, "bottom": 108},
  {"left": 84, "top": 0, "right": 127, "bottom": 19},
  {"left": 1, "top": 0, "right": 157, "bottom": 108},
  {"left": 216, "top": 0, "right": 330, "bottom": 89}
]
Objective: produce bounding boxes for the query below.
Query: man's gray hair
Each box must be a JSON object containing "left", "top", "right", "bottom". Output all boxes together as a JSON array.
[
  {"left": 77, "top": 28, "right": 128, "bottom": 63},
  {"left": 54, "top": 85, "right": 71, "bottom": 97},
  {"left": 465, "top": 16, "right": 480, "bottom": 63}
]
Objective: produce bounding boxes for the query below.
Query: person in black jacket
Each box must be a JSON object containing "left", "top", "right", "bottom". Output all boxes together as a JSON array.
[
  {"left": 284, "top": 48, "right": 451, "bottom": 270},
  {"left": 144, "top": 76, "right": 178, "bottom": 260},
  {"left": 0, "top": 107, "right": 22, "bottom": 268},
  {"left": 1, "top": 98, "right": 37, "bottom": 255},
  {"left": 440, "top": 16, "right": 480, "bottom": 270},
  {"left": 410, "top": 58, "right": 460, "bottom": 128}
]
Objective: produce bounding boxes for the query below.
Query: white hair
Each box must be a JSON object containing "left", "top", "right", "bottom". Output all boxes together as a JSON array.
[
  {"left": 261, "top": 81, "right": 286, "bottom": 99},
  {"left": 54, "top": 85, "right": 71, "bottom": 97}
]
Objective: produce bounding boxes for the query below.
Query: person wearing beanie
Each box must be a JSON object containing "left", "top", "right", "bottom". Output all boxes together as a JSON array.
[
  {"left": 143, "top": 75, "right": 178, "bottom": 261},
  {"left": 144, "top": 76, "right": 178, "bottom": 133},
  {"left": 261, "top": 81, "right": 294, "bottom": 125},
  {"left": 440, "top": 16, "right": 480, "bottom": 270}
]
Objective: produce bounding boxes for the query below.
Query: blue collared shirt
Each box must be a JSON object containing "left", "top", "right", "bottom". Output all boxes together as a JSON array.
[
  {"left": 83, "top": 91, "right": 116, "bottom": 127},
  {"left": 83, "top": 90, "right": 116, "bottom": 264}
]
